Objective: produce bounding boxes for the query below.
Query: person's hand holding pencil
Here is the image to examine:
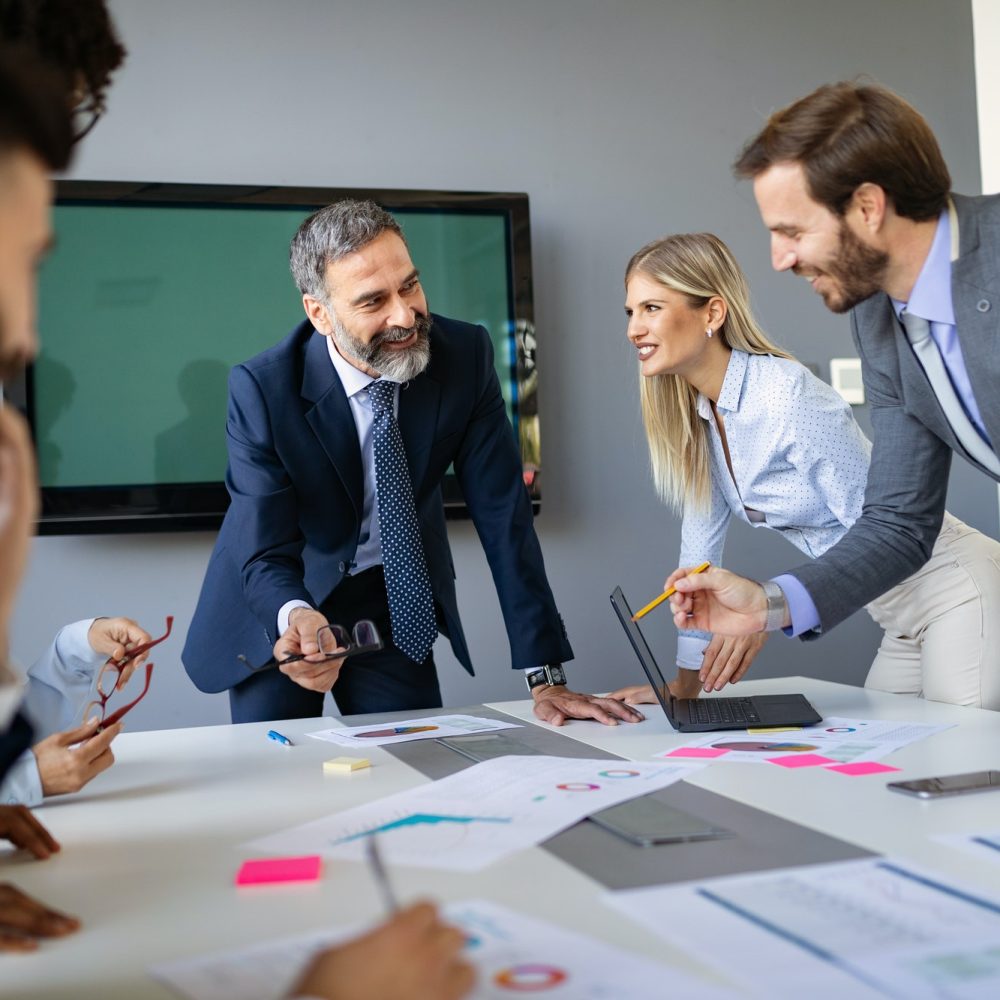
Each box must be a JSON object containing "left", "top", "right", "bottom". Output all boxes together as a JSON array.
[{"left": 631, "top": 562, "right": 711, "bottom": 621}]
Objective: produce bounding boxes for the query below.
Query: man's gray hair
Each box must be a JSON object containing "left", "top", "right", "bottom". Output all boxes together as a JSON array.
[{"left": 289, "top": 198, "right": 405, "bottom": 300}]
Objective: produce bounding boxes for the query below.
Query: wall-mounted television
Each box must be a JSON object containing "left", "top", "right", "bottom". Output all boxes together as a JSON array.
[{"left": 20, "top": 181, "right": 539, "bottom": 534}]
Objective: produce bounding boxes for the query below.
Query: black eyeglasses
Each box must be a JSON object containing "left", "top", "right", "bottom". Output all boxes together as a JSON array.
[
  {"left": 72, "top": 99, "right": 103, "bottom": 142},
  {"left": 238, "top": 620, "right": 383, "bottom": 673}
]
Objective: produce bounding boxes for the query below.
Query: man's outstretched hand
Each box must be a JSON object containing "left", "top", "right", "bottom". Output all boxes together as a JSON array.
[{"left": 532, "top": 686, "right": 644, "bottom": 727}]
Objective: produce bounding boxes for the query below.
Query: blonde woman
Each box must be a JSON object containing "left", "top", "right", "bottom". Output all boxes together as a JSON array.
[{"left": 609, "top": 233, "right": 1000, "bottom": 709}]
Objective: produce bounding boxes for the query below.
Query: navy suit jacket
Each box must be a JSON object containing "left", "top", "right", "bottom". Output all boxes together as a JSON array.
[
  {"left": 790, "top": 193, "right": 1000, "bottom": 634},
  {"left": 183, "top": 314, "right": 572, "bottom": 693}
]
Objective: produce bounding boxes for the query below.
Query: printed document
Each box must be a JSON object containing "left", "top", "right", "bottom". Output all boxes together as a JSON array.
[{"left": 247, "top": 756, "right": 699, "bottom": 871}]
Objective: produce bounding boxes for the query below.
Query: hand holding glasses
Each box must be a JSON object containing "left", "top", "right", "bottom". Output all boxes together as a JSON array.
[
  {"left": 238, "top": 620, "right": 383, "bottom": 673},
  {"left": 84, "top": 616, "right": 174, "bottom": 730}
]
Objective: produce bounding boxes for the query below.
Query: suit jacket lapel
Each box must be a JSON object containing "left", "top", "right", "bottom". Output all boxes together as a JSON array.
[
  {"left": 883, "top": 295, "right": 957, "bottom": 445},
  {"left": 951, "top": 195, "right": 1000, "bottom": 447},
  {"left": 301, "top": 330, "right": 364, "bottom": 519},
  {"left": 398, "top": 369, "right": 441, "bottom": 494}
]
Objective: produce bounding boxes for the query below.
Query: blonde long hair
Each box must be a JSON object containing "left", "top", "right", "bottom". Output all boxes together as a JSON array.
[{"left": 626, "top": 233, "right": 793, "bottom": 512}]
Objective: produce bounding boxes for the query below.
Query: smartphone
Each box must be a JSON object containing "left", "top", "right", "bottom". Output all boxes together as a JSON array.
[
  {"left": 588, "top": 798, "right": 733, "bottom": 846},
  {"left": 887, "top": 770, "right": 1000, "bottom": 799}
]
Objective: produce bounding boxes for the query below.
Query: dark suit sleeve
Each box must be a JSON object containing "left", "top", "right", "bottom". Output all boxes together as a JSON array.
[
  {"left": 0, "top": 711, "right": 34, "bottom": 787},
  {"left": 225, "top": 364, "right": 314, "bottom": 630},
  {"left": 786, "top": 312, "right": 949, "bottom": 635},
  {"left": 452, "top": 328, "right": 573, "bottom": 669}
]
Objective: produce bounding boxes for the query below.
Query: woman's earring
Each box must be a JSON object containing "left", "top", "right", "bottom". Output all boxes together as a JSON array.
[{"left": 706, "top": 328, "right": 713, "bottom": 338}]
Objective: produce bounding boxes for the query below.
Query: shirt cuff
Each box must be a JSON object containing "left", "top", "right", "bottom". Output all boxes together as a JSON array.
[
  {"left": 676, "top": 633, "right": 710, "bottom": 670},
  {"left": 771, "top": 574, "right": 821, "bottom": 637},
  {"left": 51, "top": 619, "right": 103, "bottom": 674},
  {"left": 278, "top": 601, "right": 313, "bottom": 637},
  {"left": 0, "top": 749, "right": 43, "bottom": 807}
]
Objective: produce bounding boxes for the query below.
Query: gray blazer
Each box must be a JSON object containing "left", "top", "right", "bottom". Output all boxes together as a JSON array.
[{"left": 791, "top": 192, "right": 1000, "bottom": 635}]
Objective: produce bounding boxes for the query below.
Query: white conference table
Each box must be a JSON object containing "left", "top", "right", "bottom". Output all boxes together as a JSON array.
[{"left": 2, "top": 677, "right": 998, "bottom": 998}]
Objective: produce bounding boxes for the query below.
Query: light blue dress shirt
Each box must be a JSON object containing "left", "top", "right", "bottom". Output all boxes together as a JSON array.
[
  {"left": 2, "top": 619, "right": 103, "bottom": 806},
  {"left": 677, "top": 351, "right": 871, "bottom": 667}
]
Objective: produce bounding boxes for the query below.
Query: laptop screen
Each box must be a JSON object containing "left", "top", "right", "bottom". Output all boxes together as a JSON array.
[{"left": 610, "top": 587, "right": 677, "bottom": 721}]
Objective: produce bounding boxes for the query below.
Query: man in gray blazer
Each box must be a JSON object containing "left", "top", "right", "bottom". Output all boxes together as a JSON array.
[{"left": 664, "top": 81, "right": 1000, "bottom": 688}]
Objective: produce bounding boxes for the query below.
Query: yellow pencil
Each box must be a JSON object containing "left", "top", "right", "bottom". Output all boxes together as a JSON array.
[{"left": 631, "top": 561, "right": 711, "bottom": 621}]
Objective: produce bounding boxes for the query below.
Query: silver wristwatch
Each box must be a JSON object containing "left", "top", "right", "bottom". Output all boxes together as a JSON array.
[
  {"left": 760, "top": 581, "right": 789, "bottom": 632},
  {"left": 525, "top": 663, "right": 567, "bottom": 692}
]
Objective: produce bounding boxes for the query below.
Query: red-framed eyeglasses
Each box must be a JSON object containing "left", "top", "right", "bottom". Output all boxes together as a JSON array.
[{"left": 84, "top": 616, "right": 174, "bottom": 729}]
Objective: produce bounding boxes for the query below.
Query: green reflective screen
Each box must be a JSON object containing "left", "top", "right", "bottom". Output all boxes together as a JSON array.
[{"left": 36, "top": 205, "right": 513, "bottom": 487}]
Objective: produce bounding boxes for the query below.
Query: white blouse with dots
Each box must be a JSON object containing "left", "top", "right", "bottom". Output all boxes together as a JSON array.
[{"left": 676, "top": 349, "right": 874, "bottom": 669}]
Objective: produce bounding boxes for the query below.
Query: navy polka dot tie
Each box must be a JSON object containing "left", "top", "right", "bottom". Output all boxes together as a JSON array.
[{"left": 368, "top": 380, "right": 437, "bottom": 664}]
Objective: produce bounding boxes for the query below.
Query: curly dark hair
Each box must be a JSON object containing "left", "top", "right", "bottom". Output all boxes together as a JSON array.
[
  {"left": 0, "top": 0, "right": 126, "bottom": 130},
  {"left": 0, "top": 46, "right": 72, "bottom": 169}
]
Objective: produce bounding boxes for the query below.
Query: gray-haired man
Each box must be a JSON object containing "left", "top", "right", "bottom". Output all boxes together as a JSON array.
[{"left": 184, "top": 199, "right": 640, "bottom": 728}]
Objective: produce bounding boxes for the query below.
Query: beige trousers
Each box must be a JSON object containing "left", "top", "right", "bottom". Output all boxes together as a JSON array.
[{"left": 864, "top": 514, "right": 1000, "bottom": 710}]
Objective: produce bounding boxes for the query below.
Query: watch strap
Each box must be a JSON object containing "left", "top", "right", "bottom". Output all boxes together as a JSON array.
[
  {"left": 760, "top": 580, "right": 788, "bottom": 632},
  {"left": 525, "top": 663, "right": 567, "bottom": 691}
]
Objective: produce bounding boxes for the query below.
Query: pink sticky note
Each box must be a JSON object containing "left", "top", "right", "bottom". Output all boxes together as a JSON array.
[
  {"left": 767, "top": 753, "right": 837, "bottom": 768},
  {"left": 824, "top": 761, "right": 901, "bottom": 776},
  {"left": 665, "top": 747, "right": 729, "bottom": 759},
  {"left": 235, "top": 855, "right": 323, "bottom": 886}
]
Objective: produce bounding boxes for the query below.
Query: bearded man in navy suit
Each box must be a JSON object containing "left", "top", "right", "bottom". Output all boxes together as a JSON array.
[{"left": 184, "top": 199, "right": 640, "bottom": 730}]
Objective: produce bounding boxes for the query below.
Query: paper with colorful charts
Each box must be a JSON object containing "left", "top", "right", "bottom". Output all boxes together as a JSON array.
[
  {"left": 150, "top": 898, "right": 736, "bottom": 1000},
  {"left": 658, "top": 716, "right": 952, "bottom": 766},
  {"left": 246, "top": 756, "right": 701, "bottom": 871},
  {"left": 306, "top": 713, "right": 523, "bottom": 748}
]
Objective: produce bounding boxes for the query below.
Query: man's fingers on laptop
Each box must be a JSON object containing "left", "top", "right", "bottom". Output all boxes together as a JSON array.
[{"left": 699, "top": 634, "right": 767, "bottom": 692}]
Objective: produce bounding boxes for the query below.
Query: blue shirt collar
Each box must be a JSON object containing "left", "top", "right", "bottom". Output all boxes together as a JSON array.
[
  {"left": 697, "top": 349, "right": 748, "bottom": 419},
  {"left": 890, "top": 207, "right": 954, "bottom": 325}
]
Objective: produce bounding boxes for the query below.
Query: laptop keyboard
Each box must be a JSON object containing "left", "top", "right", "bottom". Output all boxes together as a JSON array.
[{"left": 687, "top": 697, "right": 761, "bottom": 725}]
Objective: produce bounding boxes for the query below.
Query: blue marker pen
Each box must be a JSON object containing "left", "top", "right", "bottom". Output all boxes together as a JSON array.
[{"left": 267, "top": 729, "right": 294, "bottom": 747}]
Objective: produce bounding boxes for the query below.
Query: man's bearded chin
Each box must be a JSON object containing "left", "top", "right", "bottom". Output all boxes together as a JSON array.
[
  {"left": 333, "top": 312, "right": 432, "bottom": 382},
  {"left": 823, "top": 223, "right": 889, "bottom": 314}
]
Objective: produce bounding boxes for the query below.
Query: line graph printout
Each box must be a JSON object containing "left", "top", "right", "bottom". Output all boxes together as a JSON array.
[
  {"left": 307, "top": 714, "right": 522, "bottom": 748},
  {"left": 247, "top": 757, "right": 700, "bottom": 871},
  {"left": 605, "top": 858, "right": 1000, "bottom": 998},
  {"left": 150, "top": 899, "right": 737, "bottom": 1000}
]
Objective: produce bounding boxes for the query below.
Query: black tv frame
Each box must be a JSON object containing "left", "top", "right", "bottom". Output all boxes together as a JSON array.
[{"left": 19, "top": 180, "right": 539, "bottom": 535}]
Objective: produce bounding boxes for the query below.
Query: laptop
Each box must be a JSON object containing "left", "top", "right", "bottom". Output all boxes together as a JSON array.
[{"left": 610, "top": 586, "right": 822, "bottom": 732}]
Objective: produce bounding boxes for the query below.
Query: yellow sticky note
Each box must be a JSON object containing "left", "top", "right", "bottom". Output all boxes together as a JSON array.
[
  {"left": 746, "top": 726, "right": 803, "bottom": 734},
  {"left": 323, "top": 756, "right": 371, "bottom": 773}
]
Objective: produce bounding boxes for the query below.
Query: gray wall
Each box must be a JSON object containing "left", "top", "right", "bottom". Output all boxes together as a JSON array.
[{"left": 13, "top": 0, "right": 989, "bottom": 731}]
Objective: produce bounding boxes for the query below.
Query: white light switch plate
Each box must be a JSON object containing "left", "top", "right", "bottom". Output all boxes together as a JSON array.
[{"left": 830, "top": 357, "right": 865, "bottom": 405}]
